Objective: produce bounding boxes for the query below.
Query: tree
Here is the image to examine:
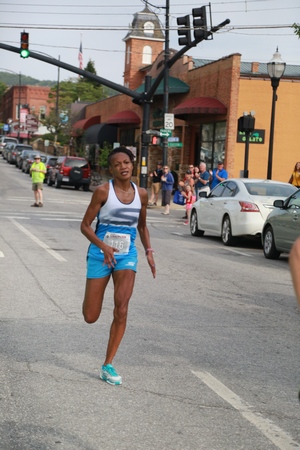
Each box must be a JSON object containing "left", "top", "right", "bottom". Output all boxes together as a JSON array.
[{"left": 292, "top": 23, "right": 300, "bottom": 38}]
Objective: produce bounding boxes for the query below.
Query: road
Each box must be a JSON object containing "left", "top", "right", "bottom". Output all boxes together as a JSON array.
[{"left": 0, "top": 158, "right": 299, "bottom": 450}]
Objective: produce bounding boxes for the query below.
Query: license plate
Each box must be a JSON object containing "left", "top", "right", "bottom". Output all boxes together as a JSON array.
[{"left": 62, "top": 176, "right": 69, "bottom": 181}]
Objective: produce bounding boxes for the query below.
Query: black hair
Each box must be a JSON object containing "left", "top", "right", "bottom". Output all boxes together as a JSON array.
[{"left": 107, "top": 146, "right": 134, "bottom": 166}]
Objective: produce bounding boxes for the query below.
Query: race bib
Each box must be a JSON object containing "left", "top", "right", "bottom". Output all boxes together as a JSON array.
[{"left": 103, "top": 232, "right": 131, "bottom": 254}]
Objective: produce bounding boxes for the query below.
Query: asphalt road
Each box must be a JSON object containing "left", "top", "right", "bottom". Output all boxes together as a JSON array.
[{"left": 0, "top": 157, "right": 299, "bottom": 450}]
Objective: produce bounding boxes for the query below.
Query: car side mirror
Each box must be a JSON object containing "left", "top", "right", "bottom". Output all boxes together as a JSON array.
[
  {"left": 199, "top": 191, "right": 208, "bottom": 198},
  {"left": 273, "top": 199, "right": 284, "bottom": 208}
]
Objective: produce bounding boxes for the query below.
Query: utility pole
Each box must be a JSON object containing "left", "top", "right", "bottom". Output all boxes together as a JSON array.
[
  {"left": 162, "top": 0, "right": 170, "bottom": 167},
  {"left": 18, "top": 72, "right": 21, "bottom": 140}
]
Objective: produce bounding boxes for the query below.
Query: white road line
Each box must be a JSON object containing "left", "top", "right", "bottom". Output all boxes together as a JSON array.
[
  {"left": 225, "top": 248, "right": 252, "bottom": 257},
  {"left": 0, "top": 251, "right": 4, "bottom": 257},
  {"left": 40, "top": 218, "right": 82, "bottom": 221},
  {"left": 10, "top": 219, "right": 67, "bottom": 262},
  {"left": 192, "top": 371, "right": 299, "bottom": 450}
]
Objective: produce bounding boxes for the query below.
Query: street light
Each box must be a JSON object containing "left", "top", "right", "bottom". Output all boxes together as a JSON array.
[{"left": 266, "top": 48, "right": 285, "bottom": 179}]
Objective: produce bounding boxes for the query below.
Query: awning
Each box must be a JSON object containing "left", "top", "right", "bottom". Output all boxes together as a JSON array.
[
  {"left": 82, "top": 123, "right": 118, "bottom": 146},
  {"left": 173, "top": 97, "right": 227, "bottom": 117},
  {"left": 135, "top": 77, "right": 190, "bottom": 95},
  {"left": 106, "top": 110, "right": 140, "bottom": 125},
  {"left": 71, "top": 116, "right": 101, "bottom": 136},
  {"left": 7, "top": 132, "right": 33, "bottom": 139}
]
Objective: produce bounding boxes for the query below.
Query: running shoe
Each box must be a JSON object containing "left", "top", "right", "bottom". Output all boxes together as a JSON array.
[{"left": 100, "top": 364, "right": 122, "bottom": 385}]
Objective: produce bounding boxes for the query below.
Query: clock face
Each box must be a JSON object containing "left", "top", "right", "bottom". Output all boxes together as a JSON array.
[{"left": 144, "top": 21, "right": 154, "bottom": 36}]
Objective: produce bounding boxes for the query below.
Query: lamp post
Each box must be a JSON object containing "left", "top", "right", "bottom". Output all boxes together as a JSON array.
[{"left": 266, "top": 48, "right": 285, "bottom": 179}]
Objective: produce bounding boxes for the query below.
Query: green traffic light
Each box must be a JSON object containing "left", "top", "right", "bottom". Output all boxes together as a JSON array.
[{"left": 20, "top": 49, "right": 30, "bottom": 59}]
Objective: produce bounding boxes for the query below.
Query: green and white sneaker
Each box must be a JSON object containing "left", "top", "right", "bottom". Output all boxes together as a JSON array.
[{"left": 100, "top": 364, "right": 122, "bottom": 385}]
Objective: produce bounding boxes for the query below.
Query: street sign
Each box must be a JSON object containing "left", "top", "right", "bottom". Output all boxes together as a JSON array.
[
  {"left": 26, "top": 114, "right": 39, "bottom": 132},
  {"left": 164, "top": 113, "right": 174, "bottom": 130},
  {"left": 168, "top": 137, "right": 180, "bottom": 142},
  {"left": 160, "top": 129, "right": 172, "bottom": 137},
  {"left": 168, "top": 142, "right": 183, "bottom": 148}
]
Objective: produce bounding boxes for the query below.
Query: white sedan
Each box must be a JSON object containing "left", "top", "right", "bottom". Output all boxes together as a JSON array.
[{"left": 190, "top": 179, "right": 297, "bottom": 246}]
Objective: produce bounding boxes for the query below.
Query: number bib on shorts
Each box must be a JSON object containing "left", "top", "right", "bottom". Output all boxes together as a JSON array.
[{"left": 103, "top": 232, "right": 131, "bottom": 254}]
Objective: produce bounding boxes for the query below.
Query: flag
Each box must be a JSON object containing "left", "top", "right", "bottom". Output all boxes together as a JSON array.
[{"left": 78, "top": 36, "right": 83, "bottom": 70}]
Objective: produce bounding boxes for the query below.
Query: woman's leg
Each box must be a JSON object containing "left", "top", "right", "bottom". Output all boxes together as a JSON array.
[
  {"left": 82, "top": 275, "right": 111, "bottom": 323},
  {"left": 104, "top": 269, "right": 136, "bottom": 365}
]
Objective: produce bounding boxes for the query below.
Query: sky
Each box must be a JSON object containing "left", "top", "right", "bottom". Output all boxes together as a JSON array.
[{"left": 0, "top": 0, "right": 299, "bottom": 87}]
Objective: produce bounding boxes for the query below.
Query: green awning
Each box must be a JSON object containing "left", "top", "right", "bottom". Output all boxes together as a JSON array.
[{"left": 135, "top": 77, "right": 190, "bottom": 95}]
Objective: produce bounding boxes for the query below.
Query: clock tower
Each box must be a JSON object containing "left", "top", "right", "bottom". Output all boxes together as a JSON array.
[{"left": 123, "top": 5, "right": 165, "bottom": 90}]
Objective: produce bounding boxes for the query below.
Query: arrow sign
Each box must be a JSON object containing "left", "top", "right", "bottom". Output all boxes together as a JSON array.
[{"left": 160, "top": 129, "right": 172, "bottom": 137}]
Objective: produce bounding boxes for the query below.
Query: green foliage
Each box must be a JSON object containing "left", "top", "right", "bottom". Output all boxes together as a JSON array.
[
  {"left": 292, "top": 23, "right": 300, "bottom": 38},
  {"left": 99, "top": 142, "right": 113, "bottom": 168},
  {"left": 40, "top": 133, "right": 69, "bottom": 146},
  {"left": 0, "top": 71, "right": 56, "bottom": 87},
  {"left": 0, "top": 81, "right": 8, "bottom": 100}
]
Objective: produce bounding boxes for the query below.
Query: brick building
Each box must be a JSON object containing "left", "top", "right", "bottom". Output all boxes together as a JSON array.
[{"left": 1, "top": 85, "right": 53, "bottom": 140}]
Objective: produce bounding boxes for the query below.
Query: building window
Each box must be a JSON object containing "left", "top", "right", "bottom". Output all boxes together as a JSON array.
[
  {"left": 126, "top": 45, "right": 130, "bottom": 65},
  {"left": 198, "top": 121, "right": 226, "bottom": 169},
  {"left": 39, "top": 106, "right": 46, "bottom": 120},
  {"left": 142, "top": 46, "right": 152, "bottom": 65}
]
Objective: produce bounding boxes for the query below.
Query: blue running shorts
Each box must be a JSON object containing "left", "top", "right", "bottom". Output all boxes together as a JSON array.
[{"left": 86, "top": 255, "right": 138, "bottom": 279}]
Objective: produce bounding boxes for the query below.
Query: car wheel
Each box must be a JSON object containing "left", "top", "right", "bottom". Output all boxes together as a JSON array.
[
  {"left": 83, "top": 184, "right": 90, "bottom": 192},
  {"left": 221, "top": 215, "right": 236, "bottom": 246},
  {"left": 190, "top": 210, "right": 205, "bottom": 237},
  {"left": 55, "top": 177, "right": 62, "bottom": 189},
  {"left": 74, "top": 185, "right": 80, "bottom": 190},
  {"left": 263, "top": 226, "right": 281, "bottom": 259}
]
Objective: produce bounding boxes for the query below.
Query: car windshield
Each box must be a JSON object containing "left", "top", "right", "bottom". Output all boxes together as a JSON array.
[
  {"left": 48, "top": 158, "right": 57, "bottom": 166},
  {"left": 244, "top": 182, "right": 296, "bottom": 197},
  {"left": 65, "top": 158, "right": 88, "bottom": 169}
]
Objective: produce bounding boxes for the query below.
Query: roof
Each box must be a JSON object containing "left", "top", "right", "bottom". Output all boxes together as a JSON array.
[
  {"left": 135, "top": 77, "right": 190, "bottom": 95},
  {"left": 123, "top": 6, "right": 164, "bottom": 41},
  {"left": 71, "top": 116, "right": 101, "bottom": 136},
  {"left": 193, "top": 58, "right": 300, "bottom": 78},
  {"left": 173, "top": 97, "right": 227, "bottom": 117},
  {"left": 106, "top": 110, "right": 141, "bottom": 125}
]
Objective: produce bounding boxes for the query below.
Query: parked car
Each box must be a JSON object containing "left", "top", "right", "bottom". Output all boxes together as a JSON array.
[
  {"left": 47, "top": 156, "right": 91, "bottom": 191},
  {"left": 190, "top": 179, "right": 297, "bottom": 246},
  {"left": 23, "top": 153, "right": 46, "bottom": 173},
  {"left": 262, "top": 188, "right": 300, "bottom": 259},
  {"left": 17, "top": 148, "right": 37, "bottom": 169},
  {"left": 6, "top": 144, "right": 33, "bottom": 165},
  {"left": 44, "top": 155, "right": 58, "bottom": 183},
  {"left": 0, "top": 136, "right": 18, "bottom": 155}
]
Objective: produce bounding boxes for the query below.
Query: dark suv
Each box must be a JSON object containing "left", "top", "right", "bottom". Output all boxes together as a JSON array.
[{"left": 47, "top": 156, "right": 91, "bottom": 191}]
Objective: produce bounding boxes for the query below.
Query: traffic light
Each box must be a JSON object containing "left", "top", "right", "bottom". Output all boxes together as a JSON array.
[
  {"left": 20, "top": 31, "right": 30, "bottom": 58},
  {"left": 238, "top": 115, "right": 255, "bottom": 133},
  {"left": 176, "top": 15, "right": 191, "bottom": 46},
  {"left": 192, "top": 6, "right": 208, "bottom": 40},
  {"left": 151, "top": 136, "right": 161, "bottom": 145}
]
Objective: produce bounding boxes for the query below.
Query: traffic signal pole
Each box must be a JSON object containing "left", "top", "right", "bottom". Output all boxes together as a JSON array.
[{"left": 162, "top": 0, "right": 170, "bottom": 167}]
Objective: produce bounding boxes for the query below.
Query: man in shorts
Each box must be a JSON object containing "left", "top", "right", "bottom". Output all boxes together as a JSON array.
[{"left": 29, "top": 154, "right": 46, "bottom": 207}]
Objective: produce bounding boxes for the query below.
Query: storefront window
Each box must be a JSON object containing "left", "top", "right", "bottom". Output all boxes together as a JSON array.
[{"left": 198, "top": 121, "right": 226, "bottom": 169}]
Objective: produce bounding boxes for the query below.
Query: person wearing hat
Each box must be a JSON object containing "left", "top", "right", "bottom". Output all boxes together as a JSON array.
[
  {"left": 210, "top": 160, "right": 228, "bottom": 190},
  {"left": 148, "top": 161, "right": 163, "bottom": 206},
  {"left": 29, "top": 154, "right": 47, "bottom": 207}
]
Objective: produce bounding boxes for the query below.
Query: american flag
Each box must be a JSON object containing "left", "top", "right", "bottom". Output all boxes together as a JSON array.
[{"left": 78, "top": 37, "right": 83, "bottom": 70}]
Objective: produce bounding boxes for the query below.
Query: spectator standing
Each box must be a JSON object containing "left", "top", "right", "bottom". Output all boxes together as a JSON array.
[
  {"left": 289, "top": 237, "right": 300, "bottom": 307},
  {"left": 182, "top": 184, "right": 193, "bottom": 225},
  {"left": 29, "top": 154, "right": 46, "bottom": 207},
  {"left": 210, "top": 161, "right": 228, "bottom": 190},
  {"left": 179, "top": 170, "right": 195, "bottom": 219},
  {"left": 288, "top": 162, "right": 300, "bottom": 188},
  {"left": 161, "top": 165, "right": 174, "bottom": 215},
  {"left": 194, "top": 162, "right": 210, "bottom": 198},
  {"left": 148, "top": 161, "right": 163, "bottom": 206}
]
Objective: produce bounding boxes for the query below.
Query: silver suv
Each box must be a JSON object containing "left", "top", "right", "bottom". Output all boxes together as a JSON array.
[{"left": 0, "top": 136, "right": 19, "bottom": 155}]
